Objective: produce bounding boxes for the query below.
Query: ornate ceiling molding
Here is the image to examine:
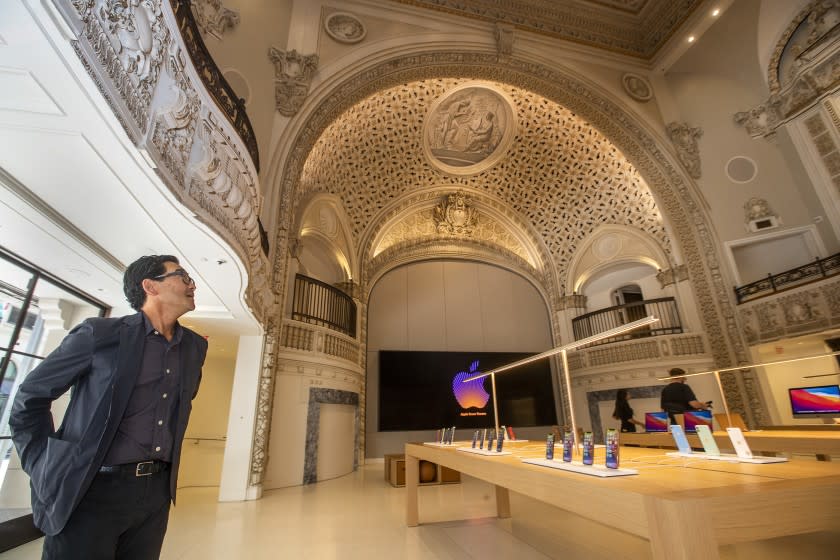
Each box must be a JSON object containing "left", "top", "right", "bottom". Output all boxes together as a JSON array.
[{"left": 386, "top": 0, "right": 703, "bottom": 59}]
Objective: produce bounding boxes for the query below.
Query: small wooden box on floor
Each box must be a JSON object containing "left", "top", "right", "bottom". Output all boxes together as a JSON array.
[{"left": 384, "top": 453, "right": 460, "bottom": 487}]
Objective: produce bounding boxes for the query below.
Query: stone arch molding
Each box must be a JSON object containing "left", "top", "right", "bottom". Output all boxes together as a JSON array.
[
  {"left": 568, "top": 224, "right": 672, "bottom": 294},
  {"left": 361, "top": 186, "right": 553, "bottom": 292},
  {"left": 249, "top": 49, "right": 768, "bottom": 487},
  {"left": 295, "top": 193, "right": 357, "bottom": 281}
]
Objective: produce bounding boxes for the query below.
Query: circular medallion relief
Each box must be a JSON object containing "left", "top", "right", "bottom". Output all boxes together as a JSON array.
[
  {"left": 593, "top": 234, "right": 622, "bottom": 260},
  {"left": 324, "top": 12, "right": 366, "bottom": 44},
  {"left": 423, "top": 82, "right": 517, "bottom": 176},
  {"left": 621, "top": 73, "right": 653, "bottom": 102}
]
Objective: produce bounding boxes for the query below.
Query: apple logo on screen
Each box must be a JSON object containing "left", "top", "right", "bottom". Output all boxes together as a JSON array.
[{"left": 452, "top": 360, "right": 490, "bottom": 409}]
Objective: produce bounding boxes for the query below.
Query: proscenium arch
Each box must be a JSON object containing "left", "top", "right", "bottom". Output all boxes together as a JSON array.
[
  {"left": 251, "top": 51, "right": 766, "bottom": 483},
  {"left": 269, "top": 51, "right": 745, "bottom": 365}
]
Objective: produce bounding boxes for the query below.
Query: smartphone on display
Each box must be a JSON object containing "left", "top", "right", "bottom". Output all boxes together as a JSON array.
[
  {"left": 726, "top": 427, "right": 753, "bottom": 459},
  {"left": 449, "top": 426, "right": 456, "bottom": 444},
  {"left": 471, "top": 430, "right": 479, "bottom": 448},
  {"left": 562, "top": 430, "right": 574, "bottom": 462},
  {"left": 694, "top": 424, "right": 720, "bottom": 456},
  {"left": 507, "top": 426, "right": 516, "bottom": 440},
  {"left": 669, "top": 424, "right": 692, "bottom": 455},
  {"left": 479, "top": 429, "right": 486, "bottom": 449},
  {"left": 500, "top": 425, "right": 507, "bottom": 440},
  {"left": 496, "top": 428, "right": 504, "bottom": 452},
  {"left": 582, "top": 431, "right": 594, "bottom": 465},
  {"left": 545, "top": 433, "right": 555, "bottom": 460},
  {"left": 605, "top": 428, "right": 619, "bottom": 469}
]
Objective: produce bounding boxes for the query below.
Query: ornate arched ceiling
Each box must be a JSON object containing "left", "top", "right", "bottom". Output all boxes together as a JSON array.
[{"left": 297, "top": 78, "right": 671, "bottom": 289}]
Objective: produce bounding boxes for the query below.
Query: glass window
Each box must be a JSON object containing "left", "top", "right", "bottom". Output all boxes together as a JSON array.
[{"left": 0, "top": 247, "right": 108, "bottom": 543}]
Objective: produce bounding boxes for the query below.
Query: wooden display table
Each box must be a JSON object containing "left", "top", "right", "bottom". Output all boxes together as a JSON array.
[
  {"left": 404, "top": 441, "right": 840, "bottom": 560},
  {"left": 620, "top": 430, "right": 840, "bottom": 459}
]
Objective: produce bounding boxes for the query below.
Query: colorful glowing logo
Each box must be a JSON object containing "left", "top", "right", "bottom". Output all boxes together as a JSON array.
[{"left": 452, "top": 360, "right": 490, "bottom": 409}]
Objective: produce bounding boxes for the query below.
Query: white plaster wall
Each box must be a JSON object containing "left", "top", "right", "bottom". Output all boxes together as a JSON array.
[
  {"left": 219, "top": 335, "right": 264, "bottom": 502},
  {"left": 179, "top": 351, "right": 236, "bottom": 489},
  {"left": 365, "top": 260, "right": 554, "bottom": 458}
]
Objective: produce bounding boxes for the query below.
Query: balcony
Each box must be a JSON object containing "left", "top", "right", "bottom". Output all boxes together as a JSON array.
[
  {"left": 571, "top": 297, "right": 683, "bottom": 347},
  {"left": 291, "top": 275, "right": 357, "bottom": 338},
  {"left": 734, "top": 253, "right": 840, "bottom": 304}
]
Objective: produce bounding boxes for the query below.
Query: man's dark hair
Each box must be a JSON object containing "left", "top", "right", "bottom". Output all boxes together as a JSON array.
[
  {"left": 123, "top": 255, "right": 179, "bottom": 311},
  {"left": 669, "top": 367, "right": 686, "bottom": 377}
]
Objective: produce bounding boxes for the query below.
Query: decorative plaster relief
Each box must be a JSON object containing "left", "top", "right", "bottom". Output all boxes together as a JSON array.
[
  {"left": 190, "top": 0, "right": 239, "bottom": 40},
  {"left": 433, "top": 191, "right": 478, "bottom": 235},
  {"left": 666, "top": 121, "right": 703, "bottom": 179},
  {"left": 324, "top": 12, "right": 366, "bottom": 44},
  {"left": 743, "top": 197, "right": 776, "bottom": 222},
  {"left": 736, "top": 2, "right": 840, "bottom": 139},
  {"left": 268, "top": 48, "right": 319, "bottom": 117},
  {"left": 621, "top": 72, "right": 652, "bottom": 102},
  {"left": 738, "top": 276, "right": 840, "bottom": 345},
  {"left": 423, "top": 82, "right": 517, "bottom": 176}
]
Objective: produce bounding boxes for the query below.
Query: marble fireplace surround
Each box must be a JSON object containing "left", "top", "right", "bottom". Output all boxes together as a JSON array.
[{"left": 303, "top": 388, "right": 360, "bottom": 484}]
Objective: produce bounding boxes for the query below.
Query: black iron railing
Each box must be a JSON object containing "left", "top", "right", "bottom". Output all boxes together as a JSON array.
[
  {"left": 734, "top": 253, "right": 840, "bottom": 303},
  {"left": 292, "top": 275, "right": 357, "bottom": 337},
  {"left": 171, "top": 0, "right": 260, "bottom": 171},
  {"left": 572, "top": 297, "right": 683, "bottom": 346}
]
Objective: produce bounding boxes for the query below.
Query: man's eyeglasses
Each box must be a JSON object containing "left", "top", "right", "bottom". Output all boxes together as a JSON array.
[{"left": 153, "top": 269, "right": 195, "bottom": 286}]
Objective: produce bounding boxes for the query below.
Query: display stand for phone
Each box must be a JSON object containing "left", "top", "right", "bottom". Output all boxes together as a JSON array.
[
  {"left": 522, "top": 458, "right": 638, "bottom": 477},
  {"left": 457, "top": 447, "right": 512, "bottom": 456}
]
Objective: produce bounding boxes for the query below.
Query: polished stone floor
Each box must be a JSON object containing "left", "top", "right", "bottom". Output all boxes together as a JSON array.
[{"left": 1, "top": 462, "right": 837, "bottom": 559}]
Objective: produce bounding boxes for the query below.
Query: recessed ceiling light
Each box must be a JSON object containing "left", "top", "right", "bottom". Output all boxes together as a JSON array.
[
  {"left": 712, "top": 8, "right": 720, "bottom": 17},
  {"left": 688, "top": 36, "right": 696, "bottom": 43}
]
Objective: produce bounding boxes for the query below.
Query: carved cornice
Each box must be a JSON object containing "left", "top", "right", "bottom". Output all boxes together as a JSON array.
[{"left": 387, "top": 0, "right": 703, "bottom": 60}]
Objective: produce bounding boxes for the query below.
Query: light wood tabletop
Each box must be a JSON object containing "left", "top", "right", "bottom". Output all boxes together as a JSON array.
[
  {"left": 404, "top": 441, "right": 840, "bottom": 560},
  {"left": 619, "top": 429, "right": 840, "bottom": 458}
]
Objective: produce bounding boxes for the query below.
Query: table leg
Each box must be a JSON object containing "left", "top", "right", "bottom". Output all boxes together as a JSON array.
[
  {"left": 644, "top": 496, "right": 719, "bottom": 560},
  {"left": 406, "top": 454, "right": 419, "bottom": 527},
  {"left": 495, "top": 485, "right": 511, "bottom": 518}
]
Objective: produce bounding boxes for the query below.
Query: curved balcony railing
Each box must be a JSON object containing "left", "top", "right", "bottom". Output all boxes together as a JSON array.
[
  {"left": 572, "top": 297, "right": 683, "bottom": 346},
  {"left": 292, "top": 275, "right": 357, "bottom": 338},
  {"left": 734, "top": 253, "right": 840, "bottom": 303},
  {"left": 171, "top": 0, "right": 259, "bottom": 171}
]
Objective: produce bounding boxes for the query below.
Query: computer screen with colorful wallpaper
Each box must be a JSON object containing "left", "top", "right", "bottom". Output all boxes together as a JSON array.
[
  {"left": 378, "top": 350, "right": 557, "bottom": 431},
  {"left": 788, "top": 385, "right": 840, "bottom": 418}
]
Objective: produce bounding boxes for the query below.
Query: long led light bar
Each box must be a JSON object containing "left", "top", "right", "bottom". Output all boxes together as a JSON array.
[
  {"left": 462, "top": 315, "right": 660, "bottom": 382},
  {"left": 654, "top": 350, "right": 840, "bottom": 380}
]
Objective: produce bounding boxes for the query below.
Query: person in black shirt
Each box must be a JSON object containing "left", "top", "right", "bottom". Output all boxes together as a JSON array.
[
  {"left": 660, "top": 367, "right": 711, "bottom": 424},
  {"left": 612, "top": 388, "right": 644, "bottom": 432}
]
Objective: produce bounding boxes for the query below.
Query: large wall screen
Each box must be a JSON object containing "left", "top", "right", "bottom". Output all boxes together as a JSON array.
[{"left": 378, "top": 350, "right": 557, "bottom": 431}]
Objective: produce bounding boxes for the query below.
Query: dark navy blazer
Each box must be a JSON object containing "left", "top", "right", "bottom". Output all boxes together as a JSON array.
[{"left": 9, "top": 312, "right": 207, "bottom": 535}]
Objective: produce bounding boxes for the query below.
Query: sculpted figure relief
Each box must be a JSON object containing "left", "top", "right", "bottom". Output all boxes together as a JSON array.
[{"left": 424, "top": 84, "right": 516, "bottom": 175}]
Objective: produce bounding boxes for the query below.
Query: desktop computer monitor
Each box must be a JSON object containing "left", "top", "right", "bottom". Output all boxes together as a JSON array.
[
  {"left": 644, "top": 412, "right": 669, "bottom": 432},
  {"left": 683, "top": 410, "right": 713, "bottom": 433}
]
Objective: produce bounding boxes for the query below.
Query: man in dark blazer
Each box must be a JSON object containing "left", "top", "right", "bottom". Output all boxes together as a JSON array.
[{"left": 10, "top": 255, "right": 208, "bottom": 559}]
